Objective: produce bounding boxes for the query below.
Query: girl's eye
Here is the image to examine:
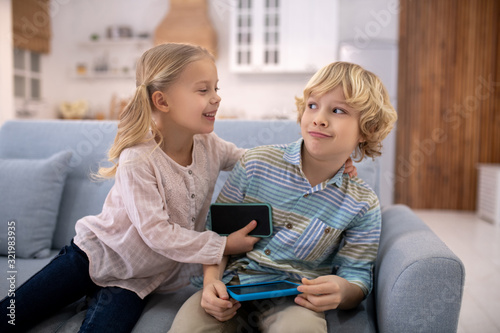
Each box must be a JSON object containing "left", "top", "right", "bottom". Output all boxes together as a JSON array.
[
  {"left": 307, "top": 103, "right": 318, "bottom": 109},
  {"left": 199, "top": 87, "right": 219, "bottom": 93},
  {"left": 333, "top": 108, "right": 346, "bottom": 114}
]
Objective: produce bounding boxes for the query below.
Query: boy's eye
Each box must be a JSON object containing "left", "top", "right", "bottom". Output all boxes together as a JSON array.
[
  {"left": 308, "top": 103, "right": 318, "bottom": 109},
  {"left": 333, "top": 108, "right": 346, "bottom": 114}
]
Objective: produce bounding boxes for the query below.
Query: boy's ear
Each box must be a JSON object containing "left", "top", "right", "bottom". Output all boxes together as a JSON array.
[{"left": 151, "top": 91, "right": 169, "bottom": 112}]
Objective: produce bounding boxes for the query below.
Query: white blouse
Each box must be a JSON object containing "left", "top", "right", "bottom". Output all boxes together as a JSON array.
[{"left": 74, "top": 132, "right": 245, "bottom": 298}]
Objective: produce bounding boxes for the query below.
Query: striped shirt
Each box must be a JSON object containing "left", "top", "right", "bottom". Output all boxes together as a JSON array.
[{"left": 210, "top": 139, "right": 380, "bottom": 296}]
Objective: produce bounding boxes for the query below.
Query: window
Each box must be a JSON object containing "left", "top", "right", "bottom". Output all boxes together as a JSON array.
[
  {"left": 13, "top": 48, "right": 43, "bottom": 117},
  {"left": 14, "top": 48, "right": 42, "bottom": 100}
]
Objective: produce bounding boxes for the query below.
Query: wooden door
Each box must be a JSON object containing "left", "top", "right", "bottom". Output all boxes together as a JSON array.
[{"left": 396, "top": 0, "right": 500, "bottom": 209}]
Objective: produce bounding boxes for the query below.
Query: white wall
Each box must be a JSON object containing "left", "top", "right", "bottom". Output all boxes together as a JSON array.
[
  {"left": 339, "top": 0, "right": 399, "bottom": 42},
  {"left": 40, "top": 0, "right": 398, "bottom": 120},
  {"left": 0, "top": 0, "right": 14, "bottom": 124},
  {"left": 338, "top": 0, "right": 399, "bottom": 206},
  {"left": 2, "top": 0, "right": 399, "bottom": 121},
  {"left": 43, "top": 0, "right": 168, "bottom": 119}
]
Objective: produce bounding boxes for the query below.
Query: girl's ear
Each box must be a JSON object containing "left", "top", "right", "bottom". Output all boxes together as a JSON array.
[{"left": 151, "top": 91, "right": 169, "bottom": 113}]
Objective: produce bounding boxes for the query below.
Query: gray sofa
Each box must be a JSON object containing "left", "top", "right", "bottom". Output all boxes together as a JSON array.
[{"left": 0, "top": 119, "right": 464, "bottom": 332}]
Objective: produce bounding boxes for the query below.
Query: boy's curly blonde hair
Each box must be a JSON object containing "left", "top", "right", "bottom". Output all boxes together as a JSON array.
[{"left": 295, "top": 61, "right": 397, "bottom": 161}]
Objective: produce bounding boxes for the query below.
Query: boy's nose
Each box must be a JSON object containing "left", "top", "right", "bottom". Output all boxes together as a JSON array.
[{"left": 313, "top": 113, "right": 328, "bottom": 127}]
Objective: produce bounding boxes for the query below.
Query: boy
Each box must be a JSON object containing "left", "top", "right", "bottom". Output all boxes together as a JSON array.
[{"left": 169, "top": 62, "right": 397, "bottom": 332}]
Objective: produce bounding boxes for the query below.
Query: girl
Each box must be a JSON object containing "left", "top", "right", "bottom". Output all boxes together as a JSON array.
[{"left": 0, "top": 43, "right": 259, "bottom": 333}]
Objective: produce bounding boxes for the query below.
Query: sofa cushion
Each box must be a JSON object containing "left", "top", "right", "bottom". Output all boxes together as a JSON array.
[
  {"left": 0, "top": 151, "right": 72, "bottom": 258},
  {"left": 0, "top": 120, "right": 118, "bottom": 250}
]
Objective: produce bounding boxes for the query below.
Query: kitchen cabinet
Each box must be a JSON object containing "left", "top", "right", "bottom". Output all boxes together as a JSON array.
[{"left": 229, "top": 0, "right": 339, "bottom": 73}]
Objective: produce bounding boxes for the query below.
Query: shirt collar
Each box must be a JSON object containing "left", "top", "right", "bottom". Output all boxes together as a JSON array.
[
  {"left": 283, "top": 138, "right": 346, "bottom": 187},
  {"left": 283, "top": 138, "right": 303, "bottom": 166}
]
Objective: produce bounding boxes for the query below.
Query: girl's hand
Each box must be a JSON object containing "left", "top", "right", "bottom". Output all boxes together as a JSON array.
[
  {"left": 294, "top": 276, "right": 364, "bottom": 312},
  {"left": 224, "top": 220, "right": 260, "bottom": 255},
  {"left": 201, "top": 279, "right": 240, "bottom": 321},
  {"left": 344, "top": 157, "right": 358, "bottom": 177}
]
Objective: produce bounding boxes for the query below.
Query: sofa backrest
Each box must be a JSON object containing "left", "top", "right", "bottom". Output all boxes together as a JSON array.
[
  {"left": 0, "top": 120, "right": 380, "bottom": 250},
  {"left": 213, "top": 120, "right": 380, "bottom": 201},
  {"left": 0, "top": 120, "right": 117, "bottom": 249}
]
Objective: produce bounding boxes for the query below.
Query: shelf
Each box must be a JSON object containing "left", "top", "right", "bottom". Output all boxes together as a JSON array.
[
  {"left": 72, "top": 37, "right": 152, "bottom": 80},
  {"left": 72, "top": 72, "right": 135, "bottom": 80},
  {"left": 78, "top": 38, "right": 152, "bottom": 48}
]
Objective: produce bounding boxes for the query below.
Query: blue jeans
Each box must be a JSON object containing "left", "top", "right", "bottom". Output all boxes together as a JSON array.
[{"left": 0, "top": 240, "right": 146, "bottom": 332}]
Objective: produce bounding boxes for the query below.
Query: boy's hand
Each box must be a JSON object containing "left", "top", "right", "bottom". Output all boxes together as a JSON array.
[
  {"left": 344, "top": 157, "right": 358, "bottom": 177},
  {"left": 294, "top": 276, "right": 364, "bottom": 312},
  {"left": 224, "top": 220, "right": 260, "bottom": 255},
  {"left": 201, "top": 279, "right": 240, "bottom": 321}
]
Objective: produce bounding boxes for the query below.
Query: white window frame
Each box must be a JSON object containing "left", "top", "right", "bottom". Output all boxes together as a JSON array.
[{"left": 13, "top": 48, "right": 43, "bottom": 117}]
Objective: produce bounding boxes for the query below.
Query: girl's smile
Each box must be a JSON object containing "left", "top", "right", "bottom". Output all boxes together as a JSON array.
[{"left": 203, "top": 111, "right": 217, "bottom": 121}]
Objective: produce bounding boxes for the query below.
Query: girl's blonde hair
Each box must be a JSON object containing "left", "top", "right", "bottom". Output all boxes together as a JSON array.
[
  {"left": 295, "top": 61, "right": 397, "bottom": 161},
  {"left": 98, "top": 43, "right": 214, "bottom": 178}
]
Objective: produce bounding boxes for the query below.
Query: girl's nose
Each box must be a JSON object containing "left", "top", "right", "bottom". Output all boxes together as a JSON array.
[{"left": 210, "top": 92, "right": 221, "bottom": 104}]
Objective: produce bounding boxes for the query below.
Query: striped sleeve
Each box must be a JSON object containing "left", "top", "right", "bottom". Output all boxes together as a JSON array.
[{"left": 332, "top": 197, "right": 381, "bottom": 296}]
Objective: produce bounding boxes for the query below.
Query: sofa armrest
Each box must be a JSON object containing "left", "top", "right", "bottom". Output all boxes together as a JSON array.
[{"left": 375, "top": 205, "right": 465, "bottom": 333}]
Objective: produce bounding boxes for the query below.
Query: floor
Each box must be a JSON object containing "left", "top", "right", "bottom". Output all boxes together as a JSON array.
[{"left": 415, "top": 210, "right": 500, "bottom": 333}]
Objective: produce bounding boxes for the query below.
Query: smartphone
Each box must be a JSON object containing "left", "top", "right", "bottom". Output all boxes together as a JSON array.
[
  {"left": 209, "top": 203, "right": 273, "bottom": 237},
  {"left": 227, "top": 280, "right": 301, "bottom": 301}
]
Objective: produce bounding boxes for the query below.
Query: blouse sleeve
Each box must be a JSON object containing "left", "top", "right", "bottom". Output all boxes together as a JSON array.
[
  {"left": 114, "top": 148, "right": 226, "bottom": 265},
  {"left": 211, "top": 133, "right": 246, "bottom": 172}
]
